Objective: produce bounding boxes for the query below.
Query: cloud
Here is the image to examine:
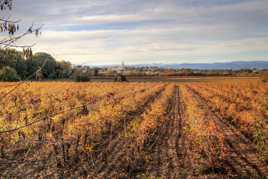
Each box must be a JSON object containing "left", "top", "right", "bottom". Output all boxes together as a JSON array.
[
  {"left": 78, "top": 14, "right": 151, "bottom": 24},
  {"left": 5, "top": 0, "right": 268, "bottom": 64}
]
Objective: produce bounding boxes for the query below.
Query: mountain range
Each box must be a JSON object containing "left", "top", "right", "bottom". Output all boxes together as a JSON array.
[{"left": 130, "top": 61, "right": 268, "bottom": 70}]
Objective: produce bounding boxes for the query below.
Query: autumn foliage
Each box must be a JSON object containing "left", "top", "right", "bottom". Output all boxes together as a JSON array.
[{"left": 0, "top": 80, "right": 267, "bottom": 178}]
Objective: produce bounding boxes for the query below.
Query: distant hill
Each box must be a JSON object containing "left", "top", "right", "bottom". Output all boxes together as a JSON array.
[{"left": 132, "top": 61, "right": 268, "bottom": 70}]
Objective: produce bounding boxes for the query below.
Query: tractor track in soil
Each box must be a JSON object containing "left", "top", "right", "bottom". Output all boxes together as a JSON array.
[
  {"left": 148, "top": 87, "right": 187, "bottom": 178},
  {"left": 149, "top": 96, "right": 174, "bottom": 178},
  {"left": 177, "top": 87, "right": 191, "bottom": 176},
  {"left": 187, "top": 86, "right": 268, "bottom": 178},
  {"left": 149, "top": 89, "right": 181, "bottom": 178}
]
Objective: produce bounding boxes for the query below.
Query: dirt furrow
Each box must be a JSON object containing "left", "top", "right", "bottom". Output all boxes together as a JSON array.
[
  {"left": 164, "top": 87, "right": 183, "bottom": 178},
  {"left": 187, "top": 86, "right": 268, "bottom": 178},
  {"left": 166, "top": 113, "right": 177, "bottom": 178},
  {"left": 146, "top": 87, "right": 187, "bottom": 178},
  {"left": 175, "top": 87, "right": 190, "bottom": 177},
  {"left": 157, "top": 109, "right": 173, "bottom": 177}
]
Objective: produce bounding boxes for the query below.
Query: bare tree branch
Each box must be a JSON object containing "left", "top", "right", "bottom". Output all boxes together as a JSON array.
[
  {"left": 0, "top": 18, "right": 20, "bottom": 23},
  {"left": 0, "top": 0, "right": 42, "bottom": 48}
]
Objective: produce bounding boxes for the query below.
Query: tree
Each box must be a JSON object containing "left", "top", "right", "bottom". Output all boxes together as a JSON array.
[
  {"left": 0, "top": 66, "right": 20, "bottom": 81},
  {"left": 0, "top": 48, "right": 75, "bottom": 80},
  {"left": 55, "top": 61, "right": 72, "bottom": 79},
  {"left": 0, "top": 48, "right": 27, "bottom": 78},
  {"left": 32, "top": 52, "right": 57, "bottom": 79}
]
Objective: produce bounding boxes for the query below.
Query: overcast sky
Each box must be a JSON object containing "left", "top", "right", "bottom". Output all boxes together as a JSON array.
[{"left": 6, "top": 0, "right": 268, "bottom": 65}]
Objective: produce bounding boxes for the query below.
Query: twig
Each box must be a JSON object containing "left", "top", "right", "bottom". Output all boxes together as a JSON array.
[
  {"left": 0, "top": 24, "right": 43, "bottom": 47},
  {"left": 0, "top": 99, "right": 93, "bottom": 134},
  {"left": 0, "top": 18, "right": 20, "bottom": 23}
]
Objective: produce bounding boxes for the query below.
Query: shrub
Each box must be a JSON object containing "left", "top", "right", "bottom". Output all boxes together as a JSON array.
[{"left": 0, "top": 66, "right": 20, "bottom": 81}]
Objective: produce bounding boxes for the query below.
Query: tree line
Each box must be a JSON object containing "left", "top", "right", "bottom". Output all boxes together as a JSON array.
[{"left": 0, "top": 48, "right": 91, "bottom": 81}]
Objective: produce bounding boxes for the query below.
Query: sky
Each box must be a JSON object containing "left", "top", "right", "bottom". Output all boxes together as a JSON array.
[{"left": 5, "top": 0, "right": 268, "bottom": 65}]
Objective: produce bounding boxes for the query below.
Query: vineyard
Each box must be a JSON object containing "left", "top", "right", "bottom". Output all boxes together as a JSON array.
[{"left": 0, "top": 80, "right": 267, "bottom": 178}]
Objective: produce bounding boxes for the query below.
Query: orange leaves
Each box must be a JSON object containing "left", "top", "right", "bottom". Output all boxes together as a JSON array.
[
  {"left": 184, "top": 80, "right": 268, "bottom": 165},
  {"left": 181, "top": 85, "right": 228, "bottom": 169},
  {"left": 135, "top": 85, "right": 174, "bottom": 146},
  {"left": 0, "top": 82, "right": 163, "bottom": 160},
  {"left": 238, "top": 111, "right": 258, "bottom": 126},
  {"left": 188, "top": 80, "right": 267, "bottom": 141},
  {"left": 83, "top": 144, "right": 93, "bottom": 153}
]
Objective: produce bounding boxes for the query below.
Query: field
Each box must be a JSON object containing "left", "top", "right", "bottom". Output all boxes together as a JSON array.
[{"left": 0, "top": 80, "right": 267, "bottom": 178}]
